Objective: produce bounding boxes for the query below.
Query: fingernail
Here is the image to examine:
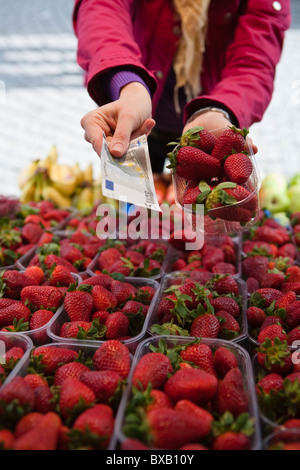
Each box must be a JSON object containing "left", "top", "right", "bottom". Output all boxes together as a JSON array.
[{"left": 111, "top": 143, "right": 124, "bottom": 155}]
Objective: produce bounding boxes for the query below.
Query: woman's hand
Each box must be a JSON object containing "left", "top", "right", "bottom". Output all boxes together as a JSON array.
[
  {"left": 183, "top": 110, "right": 258, "bottom": 154},
  {"left": 81, "top": 82, "right": 155, "bottom": 158}
]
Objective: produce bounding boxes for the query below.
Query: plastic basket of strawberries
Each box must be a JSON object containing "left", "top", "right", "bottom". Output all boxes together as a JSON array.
[
  {"left": 253, "top": 337, "right": 300, "bottom": 433},
  {"left": 113, "top": 336, "right": 261, "bottom": 451},
  {"left": 167, "top": 126, "right": 261, "bottom": 235},
  {"left": 0, "top": 340, "right": 132, "bottom": 450},
  {"left": 147, "top": 271, "right": 248, "bottom": 343},
  {"left": 262, "top": 428, "right": 300, "bottom": 450},
  {"left": 0, "top": 332, "right": 33, "bottom": 389}
]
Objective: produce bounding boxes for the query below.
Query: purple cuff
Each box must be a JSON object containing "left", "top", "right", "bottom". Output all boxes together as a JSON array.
[{"left": 102, "top": 69, "right": 151, "bottom": 102}]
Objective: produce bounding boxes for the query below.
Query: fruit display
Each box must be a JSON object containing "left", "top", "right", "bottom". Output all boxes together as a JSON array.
[
  {"left": 166, "top": 234, "right": 240, "bottom": 276},
  {"left": 116, "top": 337, "right": 260, "bottom": 450},
  {"left": 47, "top": 274, "right": 159, "bottom": 350},
  {"left": 148, "top": 272, "right": 246, "bottom": 342},
  {"left": 254, "top": 338, "right": 300, "bottom": 431},
  {"left": 167, "top": 126, "right": 260, "bottom": 233},
  {"left": 0, "top": 341, "right": 131, "bottom": 450},
  {"left": 263, "top": 428, "right": 300, "bottom": 450}
]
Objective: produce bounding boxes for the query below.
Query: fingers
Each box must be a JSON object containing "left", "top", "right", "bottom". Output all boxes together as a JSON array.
[
  {"left": 131, "top": 118, "right": 156, "bottom": 140},
  {"left": 109, "top": 113, "right": 134, "bottom": 157},
  {"left": 82, "top": 122, "right": 103, "bottom": 157}
]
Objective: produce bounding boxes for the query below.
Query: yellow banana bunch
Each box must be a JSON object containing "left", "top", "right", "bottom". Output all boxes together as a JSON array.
[
  {"left": 18, "top": 160, "right": 39, "bottom": 190},
  {"left": 76, "top": 187, "right": 94, "bottom": 210},
  {"left": 20, "top": 180, "right": 36, "bottom": 204},
  {"left": 49, "top": 163, "right": 78, "bottom": 197},
  {"left": 41, "top": 183, "right": 72, "bottom": 208}
]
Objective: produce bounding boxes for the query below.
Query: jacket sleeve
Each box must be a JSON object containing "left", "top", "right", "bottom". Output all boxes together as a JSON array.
[
  {"left": 73, "top": 0, "right": 157, "bottom": 106},
  {"left": 184, "top": 0, "right": 292, "bottom": 128}
]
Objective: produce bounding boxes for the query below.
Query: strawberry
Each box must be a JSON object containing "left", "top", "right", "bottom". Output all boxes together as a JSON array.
[
  {"left": 190, "top": 314, "right": 220, "bottom": 338},
  {"left": 79, "top": 273, "right": 113, "bottom": 290},
  {"left": 202, "top": 247, "right": 225, "bottom": 271},
  {"left": 71, "top": 404, "right": 114, "bottom": 450},
  {"left": 119, "top": 438, "right": 150, "bottom": 450},
  {"left": 92, "top": 310, "right": 110, "bottom": 324},
  {"left": 213, "top": 347, "right": 238, "bottom": 378},
  {"left": 261, "top": 272, "right": 285, "bottom": 289},
  {"left": 136, "top": 285, "right": 156, "bottom": 303},
  {"left": 257, "top": 338, "right": 292, "bottom": 375},
  {"left": 205, "top": 184, "right": 257, "bottom": 219},
  {"left": 93, "top": 340, "right": 130, "bottom": 379},
  {"left": 105, "top": 311, "right": 130, "bottom": 339},
  {"left": 53, "top": 362, "right": 91, "bottom": 386},
  {"left": 285, "top": 301, "right": 300, "bottom": 329},
  {"left": 59, "top": 377, "right": 96, "bottom": 419},
  {"left": 277, "top": 243, "right": 297, "bottom": 259},
  {"left": 167, "top": 145, "right": 222, "bottom": 180},
  {"left": 247, "top": 277, "right": 260, "bottom": 294},
  {"left": 212, "top": 275, "right": 239, "bottom": 296},
  {"left": 224, "top": 152, "right": 253, "bottom": 185},
  {"left": 125, "top": 250, "right": 145, "bottom": 266},
  {"left": 286, "top": 265, "right": 300, "bottom": 282},
  {"left": 91, "top": 285, "right": 118, "bottom": 311},
  {"left": 0, "top": 429, "right": 14, "bottom": 450},
  {"left": 64, "top": 285, "right": 94, "bottom": 322},
  {"left": 217, "top": 310, "right": 241, "bottom": 339},
  {"left": 182, "top": 185, "right": 202, "bottom": 205},
  {"left": 0, "top": 376, "right": 35, "bottom": 423},
  {"left": 23, "top": 374, "right": 48, "bottom": 389},
  {"left": 24, "top": 266, "right": 45, "bottom": 285},
  {"left": 257, "top": 325, "right": 288, "bottom": 344},
  {"left": 288, "top": 326, "right": 300, "bottom": 345},
  {"left": 175, "top": 399, "right": 213, "bottom": 439},
  {"left": 29, "top": 309, "right": 54, "bottom": 330},
  {"left": 145, "top": 389, "right": 173, "bottom": 413},
  {"left": 60, "top": 321, "right": 92, "bottom": 339},
  {"left": 0, "top": 303, "right": 31, "bottom": 327},
  {"left": 50, "top": 265, "right": 74, "bottom": 287},
  {"left": 246, "top": 306, "right": 266, "bottom": 327},
  {"left": 13, "top": 412, "right": 62, "bottom": 450},
  {"left": 32, "top": 346, "right": 78, "bottom": 375},
  {"left": 21, "top": 285, "right": 63, "bottom": 310},
  {"left": 251, "top": 288, "right": 283, "bottom": 308},
  {"left": 211, "top": 126, "right": 249, "bottom": 161},
  {"left": 37, "top": 232, "right": 55, "bottom": 247},
  {"left": 79, "top": 370, "right": 122, "bottom": 404},
  {"left": 212, "top": 431, "right": 250, "bottom": 450},
  {"left": 242, "top": 256, "right": 269, "bottom": 282},
  {"left": 122, "top": 300, "right": 148, "bottom": 316},
  {"left": 179, "top": 127, "right": 217, "bottom": 153},
  {"left": 0, "top": 270, "right": 38, "bottom": 299},
  {"left": 98, "top": 248, "right": 122, "bottom": 271},
  {"left": 133, "top": 353, "right": 173, "bottom": 391},
  {"left": 43, "top": 254, "right": 78, "bottom": 273},
  {"left": 211, "top": 262, "right": 236, "bottom": 275},
  {"left": 110, "top": 280, "right": 137, "bottom": 306},
  {"left": 60, "top": 243, "right": 83, "bottom": 264},
  {"left": 281, "top": 281, "right": 300, "bottom": 295},
  {"left": 164, "top": 367, "right": 217, "bottom": 405},
  {"left": 260, "top": 315, "right": 284, "bottom": 331},
  {"left": 211, "top": 297, "right": 240, "bottom": 318},
  {"left": 256, "top": 373, "right": 284, "bottom": 395},
  {"left": 213, "top": 368, "right": 248, "bottom": 416},
  {"left": 21, "top": 223, "right": 44, "bottom": 245},
  {"left": 33, "top": 386, "right": 55, "bottom": 414},
  {"left": 180, "top": 343, "right": 216, "bottom": 376}
]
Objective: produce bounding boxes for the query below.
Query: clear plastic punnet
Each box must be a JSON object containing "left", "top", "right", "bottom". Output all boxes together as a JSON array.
[
  {"left": 147, "top": 271, "right": 248, "bottom": 343},
  {"left": 0, "top": 332, "right": 33, "bottom": 389},
  {"left": 172, "top": 129, "right": 261, "bottom": 236},
  {"left": 47, "top": 276, "right": 160, "bottom": 353},
  {"left": 112, "top": 335, "right": 262, "bottom": 451}
]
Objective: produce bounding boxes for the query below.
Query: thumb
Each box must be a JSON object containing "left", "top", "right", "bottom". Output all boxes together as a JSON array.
[{"left": 109, "top": 117, "right": 134, "bottom": 157}]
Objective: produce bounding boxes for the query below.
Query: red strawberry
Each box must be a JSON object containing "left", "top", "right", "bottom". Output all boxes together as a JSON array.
[
  {"left": 242, "top": 256, "right": 269, "bottom": 283},
  {"left": 110, "top": 280, "right": 137, "bottom": 306},
  {"left": 211, "top": 262, "right": 236, "bottom": 275},
  {"left": 14, "top": 413, "right": 43, "bottom": 438},
  {"left": 168, "top": 145, "right": 222, "bottom": 180},
  {"left": 252, "top": 288, "right": 283, "bottom": 308},
  {"left": 60, "top": 243, "right": 83, "bottom": 264},
  {"left": 4, "top": 346, "right": 24, "bottom": 362},
  {"left": 98, "top": 248, "right": 122, "bottom": 271},
  {"left": 217, "top": 310, "right": 241, "bottom": 339},
  {"left": 92, "top": 340, "right": 130, "bottom": 379},
  {"left": 24, "top": 266, "right": 45, "bottom": 285},
  {"left": 0, "top": 303, "right": 31, "bottom": 327},
  {"left": 157, "top": 294, "right": 177, "bottom": 324},
  {"left": 21, "top": 223, "right": 44, "bottom": 245},
  {"left": 281, "top": 281, "right": 300, "bottom": 295},
  {"left": 202, "top": 247, "right": 225, "bottom": 271},
  {"left": 256, "top": 373, "right": 284, "bottom": 395},
  {"left": 0, "top": 270, "right": 38, "bottom": 299},
  {"left": 213, "top": 275, "right": 239, "bottom": 296},
  {"left": 0, "top": 376, "right": 35, "bottom": 410},
  {"left": 190, "top": 314, "right": 220, "bottom": 338},
  {"left": 53, "top": 362, "right": 91, "bottom": 386},
  {"left": 146, "top": 390, "right": 173, "bottom": 413},
  {"left": 33, "top": 386, "right": 55, "bottom": 414},
  {"left": 21, "top": 286, "right": 63, "bottom": 310},
  {"left": 50, "top": 265, "right": 74, "bottom": 287},
  {"left": 206, "top": 185, "right": 257, "bottom": 218},
  {"left": 288, "top": 326, "right": 300, "bottom": 345},
  {"left": 29, "top": 309, "right": 54, "bottom": 330},
  {"left": 179, "top": 127, "right": 217, "bottom": 153},
  {"left": 213, "top": 346, "right": 238, "bottom": 378},
  {"left": 213, "top": 368, "right": 248, "bottom": 416},
  {"left": 164, "top": 367, "right": 217, "bottom": 405},
  {"left": 59, "top": 377, "right": 96, "bottom": 419},
  {"left": 211, "top": 126, "right": 248, "bottom": 161},
  {"left": 79, "top": 273, "right": 113, "bottom": 290},
  {"left": 71, "top": 404, "right": 114, "bottom": 449},
  {"left": 60, "top": 321, "right": 92, "bottom": 339},
  {"left": 44, "top": 254, "right": 78, "bottom": 273},
  {"left": 260, "top": 315, "right": 284, "bottom": 331},
  {"left": 285, "top": 301, "right": 300, "bottom": 329},
  {"left": 105, "top": 311, "right": 130, "bottom": 339},
  {"left": 211, "top": 297, "right": 240, "bottom": 318},
  {"left": 182, "top": 185, "right": 202, "bottom": 205},
  {"left": 13, "top": 412, "right": 62, "bottom": 450},
  {"left": 277, "top": 243, "right": 297, "bottom": 259},
  {"left": 180, "top": 343, "right": 216, "bottom": 376},
  {"left": 257, "top": 338, "right": 292, "bottom": 375},
  {"left": 122, "top": 300, "right": 148, "bottom": 316},
  {"left": 275, "top": 291, "right": 297, "bottom": 309},
  {"left": 175, "top": 399, "right": 213, "bottom": 439},
  {"left": 92, "top": 311, "right": 110, "bottom": 324},
  {"left": 212, "top": 431, "right": 250, "bottom": 450},
  {"left": 224, "top": 150, "right": 253, "bottom": 184},
  {"left": 257, "top": 325, "right": 288, "bottom": 344},
  {"left": 133, "top": 352, "right": 173, "bottom": 391},
  {"left": 246, "top": 306, "right": 266, "bottom": 327},
  {"left": 23, "top": 374, "right": 48, "bottom": 389},
  {"left": 92, "top": 285, "right": 118, "bottom": 311},
  {"left": 32, "top": 346, "right": 78, "bottom": 375},
  {"left": 37, "top": 232, "right": 54, "bottom": 247},
  {"left": 64, "top": 285, "right": 94, "bottom": 322},
  {"left": 247, "top": 277, "right": 260, "bottom": 294},
  {"left": 79, "top": 370, "right": 121, "bottom": 404},
  {"left": 136, "top": 285, "right": 156, "bottom": 303},
  {"left": 0, "top": 429, "right": 14, "bottom": 450}
]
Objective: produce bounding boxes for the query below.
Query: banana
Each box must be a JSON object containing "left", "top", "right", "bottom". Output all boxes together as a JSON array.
[
  {"left": 72, "top": 162, "right": 85, "bottom": 187},
  {"left": 41, "top": 184, "right": 72, "bottom": 208},
  {"left": 77, "top": 186, "right": 94, "bottom": 210},
  {"left": 18, "top": 160, "right": 40, "bottom": 190},
  {"left": 47, "top": 145, "right": 58, "bottom": 163},
  {"left": 49, "top": 163, "right": 77, "bottom": 196},
  {"left": 20, "top": 179, "right": 36, "bottom": 204},
  {"left": 82, "top": 163, "right": 93, "bottom": 185}
]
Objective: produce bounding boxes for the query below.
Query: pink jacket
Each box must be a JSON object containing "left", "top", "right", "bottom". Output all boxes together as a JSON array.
[{"left": 73, "top": 0, "right": 291, "bottom": 127}]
